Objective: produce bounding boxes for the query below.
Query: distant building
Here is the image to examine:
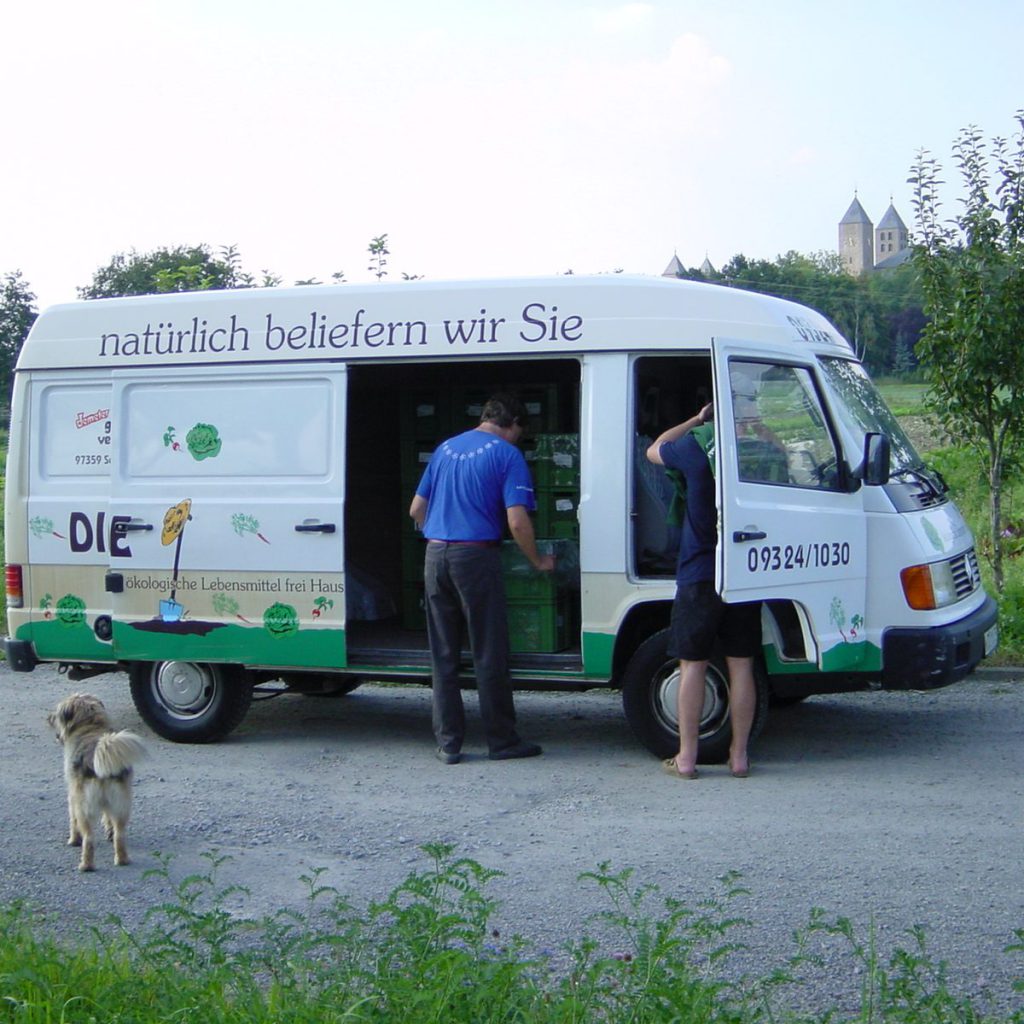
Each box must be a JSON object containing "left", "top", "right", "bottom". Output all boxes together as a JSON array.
[
  {"left": 661, "top": 253, "right": 716, "bottom": 278},
  {"left": 838, "top": 195, "right": 911, "bottom": 275},
  {"left": 662, "top": 253, "right": 686, "bottom": 277},
  {"left": 662, "top": 196, "right": 910, "bottom": 279}
]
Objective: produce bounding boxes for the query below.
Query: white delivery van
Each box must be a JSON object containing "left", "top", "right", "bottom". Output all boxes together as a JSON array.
[{"left": 3, "top": 275, "right": 998, "bottom": 759}]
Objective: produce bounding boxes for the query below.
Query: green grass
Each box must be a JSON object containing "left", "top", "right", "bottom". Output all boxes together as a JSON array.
[
  {"left": 1, "top": 846, "right": 1020, "bottom": 1023},
  {"left": 876, "top": 380, "right": 929, "bottom": 417}
]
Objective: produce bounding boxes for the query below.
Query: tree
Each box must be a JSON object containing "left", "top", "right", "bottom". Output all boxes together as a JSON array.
[
  {"left": 367, "top": 234, "right": 389, "bottom": 280},
  {"left": 672, "top": 249, "right": 925, "bottom": 375},
  {"left": 80, "top": 245, "right": 236, "bottom": 298},
  {"left": 909, "top": 111, "right": 1024, "bottom": 591},
  {"left": 0, "top": 270, "right": 37, "bottom": 404}
]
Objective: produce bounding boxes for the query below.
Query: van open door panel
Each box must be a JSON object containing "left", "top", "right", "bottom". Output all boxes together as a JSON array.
[
  {"left": 107, "top": 364, "right": 348, "bottom": 669},
  {"left": 712, "top": 340, "right": 873, "bottom": 673}
]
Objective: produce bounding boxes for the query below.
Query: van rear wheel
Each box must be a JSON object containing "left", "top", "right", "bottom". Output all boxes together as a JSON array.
[
  {"left": 621, "top": 628, "right": 769, "bottom": 763},
  {"left": 129, "top": 661, "right": 253, "bottom": 743}
]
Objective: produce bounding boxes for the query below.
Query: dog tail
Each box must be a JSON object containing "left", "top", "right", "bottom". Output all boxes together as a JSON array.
[{"left": 94, "top": 731, "right": 148, "bottom": 778}]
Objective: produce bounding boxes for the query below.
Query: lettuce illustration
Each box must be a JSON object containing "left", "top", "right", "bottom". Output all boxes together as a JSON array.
[
  {"left": 186, "top": 422, "right": 222, "bottom": 461},
  {"left": 56, "top": 594, "right": 86, "bottom": 627},
  {"left": 263, "top": 602, "right": 298, "bottom": 639}
]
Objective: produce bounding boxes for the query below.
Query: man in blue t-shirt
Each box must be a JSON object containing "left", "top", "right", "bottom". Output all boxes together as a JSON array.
[
  {"left": 409, "top": 393, "right": 555, "bottom": 764},
  {"left": 646, "top": 402, "right": 759, "bottom": 780}
]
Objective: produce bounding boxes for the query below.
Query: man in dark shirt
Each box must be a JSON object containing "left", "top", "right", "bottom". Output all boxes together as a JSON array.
[{"left": 646, "top": 402, "right": 759, "bottom": 779}]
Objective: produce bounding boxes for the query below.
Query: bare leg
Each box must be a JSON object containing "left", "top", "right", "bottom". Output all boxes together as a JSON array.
[
  {"left": 674, "top": 658, "right": 708, "bottom": 775},
  {"left": 726, "top": 656, "right": 756, "bottom": 775}
]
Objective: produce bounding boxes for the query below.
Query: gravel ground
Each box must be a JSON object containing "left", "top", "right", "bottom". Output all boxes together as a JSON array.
[{"left": 2, "top": 662, "right": 1022, "bottom": 1015}]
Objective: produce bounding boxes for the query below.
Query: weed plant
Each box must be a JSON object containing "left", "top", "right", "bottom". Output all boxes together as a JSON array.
[
  {"left": 927, "top": 445, "right": 1024, "bottom": 662},
  {"left": 0, "top": 846, "right": 1020, "bottom": 1023}
]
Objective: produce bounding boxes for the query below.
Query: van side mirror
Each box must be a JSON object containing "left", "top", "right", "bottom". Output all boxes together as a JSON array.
[{"left": 863, "top": 432, "right": 890, "bottom": 486}]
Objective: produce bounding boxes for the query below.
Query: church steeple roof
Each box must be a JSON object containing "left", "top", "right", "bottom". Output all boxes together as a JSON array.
[
  {"left": 840, "top": 195, "right": 872, "bottom": 225},
  {"left": 877, "top": 202, "right": 907, "bottom": 231},
  {"left": 662, "top": 254, "right": 686, "bottom": 277}
]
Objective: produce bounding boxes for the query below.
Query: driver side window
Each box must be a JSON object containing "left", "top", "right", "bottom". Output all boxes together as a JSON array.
[{"left": 730, "top": 361, "right": 841, "bottom": 490}]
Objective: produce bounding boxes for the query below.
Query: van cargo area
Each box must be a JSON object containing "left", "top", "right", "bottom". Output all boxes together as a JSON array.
[{"left": 343, "top": 358, "right": 584, "bottom": 673}]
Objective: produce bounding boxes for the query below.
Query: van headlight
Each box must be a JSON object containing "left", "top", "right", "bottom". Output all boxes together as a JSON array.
[{"left": 900, "top": 560, "right": 958, "bottom": 610}]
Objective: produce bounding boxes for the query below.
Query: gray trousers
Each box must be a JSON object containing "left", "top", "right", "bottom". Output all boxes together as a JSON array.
[{"left": 423, "top": 541, "right": 520, "bottom": 754}]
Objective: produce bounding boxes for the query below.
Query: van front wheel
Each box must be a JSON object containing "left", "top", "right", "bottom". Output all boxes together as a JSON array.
[
  {"left": 621, "top": 629, "right": 769, "bottom": 763},
  {"left": 129, "top": 661, "right": 253, "bottom": 743}
]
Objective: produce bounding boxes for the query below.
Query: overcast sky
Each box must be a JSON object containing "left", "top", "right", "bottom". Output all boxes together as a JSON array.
[{"left": 3, "top": 0, "right": 1021, "bottom": 310}]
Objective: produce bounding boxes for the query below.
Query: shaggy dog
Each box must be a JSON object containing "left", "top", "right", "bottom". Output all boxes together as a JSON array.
[{"left": 47, "top": 693, "right": 147, "bottom": 872}]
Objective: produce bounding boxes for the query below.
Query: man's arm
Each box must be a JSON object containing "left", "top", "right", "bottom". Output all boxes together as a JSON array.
[
  {"left": 507, "top": 505, "right": 555, "bottom": 572},
  {"left": 645, "top": 402, "right": 713, "bottom": 466},
  {"left": 409, "top": 494, "right": 428, "bottom": 530}
]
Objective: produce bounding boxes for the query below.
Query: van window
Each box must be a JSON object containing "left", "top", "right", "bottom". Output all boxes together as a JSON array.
[
  {"left": 729, "top": 361, "right": 841, "bottom": 490},
  {"left": 39, "top": 384, "right": 113, "bottom": 479},
  {"left": 120, "top": 378, "right": 333, "bottom": 481}
]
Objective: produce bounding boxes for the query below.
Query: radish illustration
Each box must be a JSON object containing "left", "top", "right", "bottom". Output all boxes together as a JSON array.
[
  {"left": 231, "top": 513, "right": 270, "bottom": 544},
  {"left": 29, "top": 516, "right": 65, "bottom": 540}
]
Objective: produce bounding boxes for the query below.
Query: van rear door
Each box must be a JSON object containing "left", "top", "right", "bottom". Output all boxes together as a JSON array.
[
  {"left": 20, "top": 374, "right": 115, "bottom": 663},
  {"left": 712, "top": 340, "right": 873, "bottom": 673},
  {"left": 107, "top": 363, "right": 348, "bottom": 669}
]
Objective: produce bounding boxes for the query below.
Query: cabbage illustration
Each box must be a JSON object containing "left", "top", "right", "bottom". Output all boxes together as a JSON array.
[
  {"left": 186, "top": 422, "right": 222, "bottom": 461},
  {"left": 56, "top": 594, "right": 86, "bottom": 627},
  {"left": 263, "top": 602, "right": 298, "bottom": 639}
]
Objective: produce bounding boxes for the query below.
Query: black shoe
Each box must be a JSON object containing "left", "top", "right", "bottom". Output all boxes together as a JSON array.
[
  {"left": 489, "top": 741, "right": 542, "bottom": 761},
  {"left": 435, "top": 748, "right": 461, "bottom": 765}
]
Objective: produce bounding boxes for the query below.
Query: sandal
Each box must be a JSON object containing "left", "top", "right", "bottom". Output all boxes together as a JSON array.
[{"left": 662, "top": 757, "right": 698, "bottom": 780}]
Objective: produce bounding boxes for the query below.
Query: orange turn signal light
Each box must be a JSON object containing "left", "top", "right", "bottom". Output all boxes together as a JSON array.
[{"left": 900, "top": 565, "right": 936, "bottom": 611}]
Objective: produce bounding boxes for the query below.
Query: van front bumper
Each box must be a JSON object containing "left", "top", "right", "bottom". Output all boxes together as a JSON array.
[{"left": 881, "top": 595, "right": 999, "bottom": 689}]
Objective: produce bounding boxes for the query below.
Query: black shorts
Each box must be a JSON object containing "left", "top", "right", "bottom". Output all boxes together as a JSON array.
[{"left": 667, "top": 581, "right": 761, "bottom": 662}]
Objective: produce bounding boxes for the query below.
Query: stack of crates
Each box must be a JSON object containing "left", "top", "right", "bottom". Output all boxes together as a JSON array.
[
  {"left": 399, "top": 390, "right": 449, "bottom": 630},
  {"left": 520, "top": 430, "right": 580, "bottom": 652},
  {"left": 501, "top": 540, "right": 573, "bottom": 653},
  {"left": 398, "top": 383, "right": 578, "bottom": 652},
  {"left": 528, "top": 433, "right": 580, "bottom": 542}
]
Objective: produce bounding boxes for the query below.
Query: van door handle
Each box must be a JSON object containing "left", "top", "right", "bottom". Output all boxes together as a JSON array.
[
  {"left": 119, "top": 522, "right": 154, "bottom": 533},
  {"left": 295, "top": 522, "right": 337, "bottom": 534},
  {"left": 733, "top": 530, "right": 767, "bottom": 542}
]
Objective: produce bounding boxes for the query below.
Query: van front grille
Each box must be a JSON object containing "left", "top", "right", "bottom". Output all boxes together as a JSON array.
[{"left": 949, "top": 549, "right": 981, "bottom": 599}]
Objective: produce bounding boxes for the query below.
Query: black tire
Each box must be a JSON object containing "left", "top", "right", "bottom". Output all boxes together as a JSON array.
[
  {"left": 129, "top": 661, "right": 253, "bottom": 743},
  {"left": 621, "top": 628, "right": 770, "bottom": 763},
  {"left": 770, "top": 693, "right": 810, "bottom": 708}
]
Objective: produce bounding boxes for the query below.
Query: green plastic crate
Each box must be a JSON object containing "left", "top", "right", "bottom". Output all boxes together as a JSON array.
[
  {"left": 534, "top": 487, "right": 579, "bottom": 537},
  {"left": 530, "top": 433, "right": 580, "bottom": 489},
  {"left": 399, "top": 390, "right": 450, "bottom": 441},
  {"left": 507, "top": 594, "right": 571, "bottom": 653}
]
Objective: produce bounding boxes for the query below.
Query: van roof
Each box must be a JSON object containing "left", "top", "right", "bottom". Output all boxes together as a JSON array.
[{"left": 18, "top": 274, "right": 853, "bottom": 371}]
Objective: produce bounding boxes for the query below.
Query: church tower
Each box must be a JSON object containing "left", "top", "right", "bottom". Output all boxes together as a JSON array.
[
  {"left": 839, "top": 195, "right": 874, "bottom": 275},
  {"left": 875, "top": 202, "right": 909, "bottom": 267}
]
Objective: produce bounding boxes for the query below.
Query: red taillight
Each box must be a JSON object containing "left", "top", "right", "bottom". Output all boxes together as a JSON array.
[{"left": 5, "top": 565, "right": 23, "bottom": 608}]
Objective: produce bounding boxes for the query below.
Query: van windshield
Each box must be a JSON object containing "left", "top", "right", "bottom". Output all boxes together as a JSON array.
[{"left": 816, "top": 356, "right": 922, "bottom": 475}]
